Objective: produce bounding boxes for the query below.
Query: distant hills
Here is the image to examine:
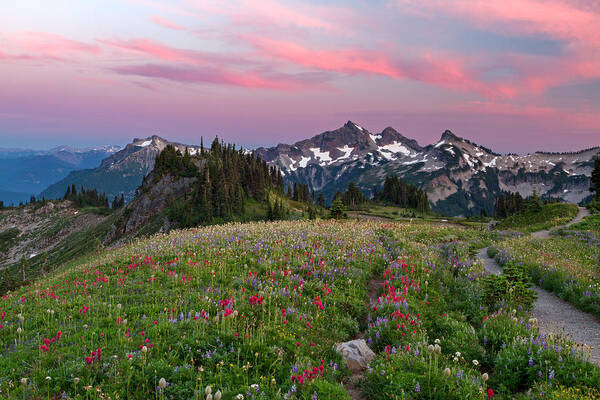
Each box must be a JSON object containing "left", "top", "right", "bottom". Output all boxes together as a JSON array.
[{"left": 0, "top": 145, "right": 119, "bottom": 205}]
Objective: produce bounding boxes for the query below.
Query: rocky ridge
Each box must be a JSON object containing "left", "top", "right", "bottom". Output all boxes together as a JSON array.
[{"left": 256, "top": 121, "right": 599, "bottom": 215}]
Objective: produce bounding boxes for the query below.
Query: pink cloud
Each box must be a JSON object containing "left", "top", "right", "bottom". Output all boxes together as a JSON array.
[
  {"left": 99, "top": 38, "right": 252, "bottom": 67},
  {"left": 241, "top": 35, "right": 504, "bottom": 96},
  {"left": 396, "top": 0, "right": 600, "bottom": 46},
  {"left": 100, "top": 38, "right": 195, "bottom": 63},
  {"left": 151, "top": 16, "right": 187, "bottom": 31},
  {"left": 111, "top": 63, "right": 328, "bottom": 90},
  {"left": 14, "top": 31, "right": 100, "bottom": 58},
  {"left": 0, "top": 31, "right": 100, "bottom": 63},
  {"left": 0, "top": 49, "right": 36, "bottom": 61},
  {"left": 396, "top": 0, "right": 600, "bottom": 95}
]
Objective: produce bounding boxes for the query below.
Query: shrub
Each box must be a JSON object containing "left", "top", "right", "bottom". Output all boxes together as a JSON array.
[
  {"left": 492, "top": 335, "right": 600, "bottom": 394},
  {"left": 521, "top": 382, "right": 600, "bottom": 400},
  {"left": 482, "top": 262, "right": 537, "bottom": 312},
  {"left": 362, "top": 348, "right": 485, "bottom": 400}
]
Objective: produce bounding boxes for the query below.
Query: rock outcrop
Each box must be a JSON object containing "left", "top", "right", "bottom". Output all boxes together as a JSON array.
[{"left": 336, "top": 339, "right": 376, "bottom": 372}]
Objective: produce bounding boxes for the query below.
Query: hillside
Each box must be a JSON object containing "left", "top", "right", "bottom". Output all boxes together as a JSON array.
[
  {"left": 1, "top": 140, "right": 306, "bottom": 294},
  {"left": 0, "top": 201, "right": 117, "bottom": 292},
  {"left": 495, "top": 203, "right": 579, "bottom": 233},
  {"left": 257, "top": 121, "right": 599, "bottom": 216},
  {"left": 0, "top": 202, "right": 112, "bottom": 267},
  {"left": 1, "top": 219, "right": 598, "bottom": 399}
]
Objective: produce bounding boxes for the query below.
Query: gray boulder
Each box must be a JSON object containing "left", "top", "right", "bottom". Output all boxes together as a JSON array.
[{"left": 336, "top": 339, "right": 376, "bottom": 371}]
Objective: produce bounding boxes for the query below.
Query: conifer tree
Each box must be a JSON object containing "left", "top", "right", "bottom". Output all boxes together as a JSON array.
[
  {"left": 20, "top": 255, "right": 27, "bottom": 283},
  {"left": 591, "top": 156, "right": 600, "bottom": 200},
  {"left": 330, "top": 198, "right": 346, "bottom": 219},
  {"left": 317, "top": 194, "right": 325, "bottom": 208}
]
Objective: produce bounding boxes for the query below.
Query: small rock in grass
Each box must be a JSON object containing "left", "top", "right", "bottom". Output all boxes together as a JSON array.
[{"left": 336, "top": 339, "right": 376, "bottom": 371}]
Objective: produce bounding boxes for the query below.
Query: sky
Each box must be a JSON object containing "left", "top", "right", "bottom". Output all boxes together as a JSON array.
[{"left": 1, "top": 0, "right": 599, "bottom": 153}]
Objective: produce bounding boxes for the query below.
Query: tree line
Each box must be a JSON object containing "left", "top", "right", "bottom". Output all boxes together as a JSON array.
[
  {"left": 63, "top": 185, "right": 115, "bottom": 209},
  {"left": 373, "top": 176, "right": 430, "bottom": 213},
  {"left": 333, "top": 182, "right": 367, "bottom": 210},
  {"left": 152, "top": 139, "right": 285, "bottom": 226},
  {"left": 493, "top": 190, "right": 548, "bottom": 218}
]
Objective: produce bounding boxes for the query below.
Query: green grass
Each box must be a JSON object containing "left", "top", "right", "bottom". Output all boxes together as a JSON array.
[
  {"left": 496, "top": 203, "right": 578, "bottom": 233},
  {"left": 0, "top": 227, "right": 20, "bottom": 254},
  {"left": 567, "top": 212, "right": 600, "bottom": 234},
  {"left": 348, "top": 204, "right": 429, "bottom": 220},
  {"left": 0, "top": 220, "right": 598, "bottom": 399},
  {"left": 494, "top": 235, "right": 600, "bottom": 317}
]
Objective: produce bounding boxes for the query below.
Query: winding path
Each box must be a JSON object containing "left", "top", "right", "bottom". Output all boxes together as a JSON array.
[
  {"left": 343, "top": 278, "right": 383, "bottom": 400},
  {"left": 477, "top": 207, "right": 600, "bottom": 365},
  {"left": 531, "top": 206, "right": 590, "bottom": 239}
]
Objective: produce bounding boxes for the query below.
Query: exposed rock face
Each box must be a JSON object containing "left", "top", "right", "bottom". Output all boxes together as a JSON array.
[
  {"left": 257, "top": 121, "right": 599, "bottom": 216},
  {"left": 336, "top": 339, "right": 376, "bottom": 371},
  {"left": 104, "top": 171, "right": 198, "bottom": 244},
  {"left": 0, "top": 200, "right": 106, "bottom": 268},
  {"left": 124, "top": 174, "right": 196, "bottom": 235}
]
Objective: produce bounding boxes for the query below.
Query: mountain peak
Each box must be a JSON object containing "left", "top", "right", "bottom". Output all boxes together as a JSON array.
[
  {"left": 441, "top": 130, "right": 460, "bottom": 141},
  {"left": 378, "top": 127, "right": 422, "bottom": 151},
  {"left": 344, "top": 120, "right": 365, "bottom": 132}
]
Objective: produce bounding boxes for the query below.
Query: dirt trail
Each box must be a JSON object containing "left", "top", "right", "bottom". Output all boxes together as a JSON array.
[
  {"left": 344, "top": 278, "right": 383, "bottom": 400},
  {"left": 531, "top": 206, "right": 590, "bottom": 239},
  {"left": 477, "top": 247, "right": 600, "bottom": 365}
]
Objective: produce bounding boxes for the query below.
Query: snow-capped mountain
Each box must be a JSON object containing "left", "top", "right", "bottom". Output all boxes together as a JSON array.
[
  {"left": 257, "top": 121, "right": 421, "bottom": 172},
  {"left": 257, "top": 121, "right": 599, "bottom": 216}
]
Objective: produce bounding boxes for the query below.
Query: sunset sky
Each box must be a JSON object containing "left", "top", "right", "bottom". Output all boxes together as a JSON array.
[{"left": 1, "top": 0, "right": 599, "bottom": 153}]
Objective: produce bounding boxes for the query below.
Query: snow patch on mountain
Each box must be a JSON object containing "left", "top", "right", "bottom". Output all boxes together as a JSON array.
[
  {"left": 298, "top": 156, "right": 311, "bottom": 168},
  {"left": 369, "top": 134, "right": 382, "bottom": 143},
  {"left": 463, "top": 153, "right": 475, "bottom": 167},
  {"left": 337, "top": 145, "right": 354, "bottom": 160},
  {"left": 483, "top": 157, "right": 497, "bottom": 168},
  {"left": 310, "top": 148, "right": 332, "bottom": 165},
  {"left": 379, "top": 142, "right": 412, "bottom": 158},
  {"left": 403, "top": 158, "right": 427, "bottom": 165}
]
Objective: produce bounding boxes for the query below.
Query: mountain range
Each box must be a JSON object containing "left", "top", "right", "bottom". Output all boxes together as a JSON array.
[
  {"left": 6, "top": 122, "right": 599, "bottom": 216},
  {"left": 40, "top": 136, "right": 202, "bottom": 202},
  {"left": 0, "top": 145, "right": 119, "bottom": 205},
  {"left": 256, "top": 121, "right": 598, "bottom": 215}
]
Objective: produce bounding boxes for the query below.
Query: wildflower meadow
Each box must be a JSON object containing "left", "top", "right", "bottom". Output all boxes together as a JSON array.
[{"left": 0, "top": 220, "right": 598, "bottom": 399}]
